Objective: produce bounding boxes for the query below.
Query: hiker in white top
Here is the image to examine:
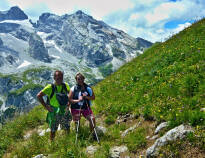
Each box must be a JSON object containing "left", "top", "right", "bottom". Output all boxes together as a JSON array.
[{"left": 69, "top": 73, "right": 97, "bottom": 139}]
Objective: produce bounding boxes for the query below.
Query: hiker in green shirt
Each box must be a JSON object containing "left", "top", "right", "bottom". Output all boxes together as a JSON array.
[{"left": 37, "top": 70, "right": 71, "bottom": 141}]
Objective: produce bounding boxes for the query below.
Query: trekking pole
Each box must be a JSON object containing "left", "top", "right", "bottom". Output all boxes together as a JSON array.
[
  {"left": 86, "top": 103, "right": 100, "bottom": 143},
  {"left": 75, "top": 105, "right": 82, "bottom": 144}
]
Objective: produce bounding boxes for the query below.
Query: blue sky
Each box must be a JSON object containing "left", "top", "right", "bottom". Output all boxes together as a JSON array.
[{"left": 0, "top": 0, "right": 205, "bottom": 42}]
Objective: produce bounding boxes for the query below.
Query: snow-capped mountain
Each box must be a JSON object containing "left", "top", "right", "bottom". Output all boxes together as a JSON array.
[{"left": 0, "top": 6, "right": 152, "bottom": 120}]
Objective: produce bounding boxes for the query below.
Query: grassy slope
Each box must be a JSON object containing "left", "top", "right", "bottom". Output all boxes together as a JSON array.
[
  {"left": 0, "top": 19, "right": 205, "bottom": 157},
  {"left": 94, "top": 19, "right": 205, "bottom": 127}
]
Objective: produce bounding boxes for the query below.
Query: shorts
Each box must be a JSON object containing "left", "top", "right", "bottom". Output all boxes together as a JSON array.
[
  {"left": 51, "top": 114, "right": 71, "bottom": 132},
  {"left": 47, "top": 111, "right": 72, "bottom": 132},
  {"left": 71, "top": 107, "right": 94, "bottom": 121}
]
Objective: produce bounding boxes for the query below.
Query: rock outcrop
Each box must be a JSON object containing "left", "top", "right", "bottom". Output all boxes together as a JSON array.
[
  {"left": 146, "top": 124, "right": 193, "bottom": 157},
  {"left": 28, "top": 34, "right": 51, "bottom": 63}
]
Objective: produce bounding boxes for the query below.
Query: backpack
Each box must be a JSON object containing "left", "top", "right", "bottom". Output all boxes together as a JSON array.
[
  {"left": 71, "top": 84, "right": 91, "bottom": 109},
  {"left": 47, "top": 83, "right": 69, "bottom": 106}
]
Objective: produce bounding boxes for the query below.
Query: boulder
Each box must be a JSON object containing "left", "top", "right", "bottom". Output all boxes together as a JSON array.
[
  {"left": 109, "top": 145, "right": 128, "bottom": 158},
  {"left": 96, "top": 126, "right": 107, "bottom": 136},
  {"left": 146, "top": 124, "right": 193, "bottom": 157}
]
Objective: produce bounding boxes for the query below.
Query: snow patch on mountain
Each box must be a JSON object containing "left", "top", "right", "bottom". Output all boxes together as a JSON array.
[
  {"left": 17, "top": 60, "right": 31, "bottom": 69},
  {"left": 0, "top": 19, "right": 34, "bottom": 32},
  {"left": 50, "top": 54, "right": 60, "bottom": 59}
]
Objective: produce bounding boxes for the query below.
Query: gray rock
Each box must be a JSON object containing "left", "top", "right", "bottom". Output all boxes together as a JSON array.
[
  {"left": 150, "top": 135, "right": 159, "bottom": 140},
  {"left": 146, "top": 136, "right": 150, "bottom": 139},
  {"left": 154, "top": 122, "right": 168, "bottom": 134},
  {"left": 38, "top": 128, "right": 51, "bottom": 136},
  {"left": 32, "top": 154, "right": 47, "bottom": 158},
  {"left": 146, "top": 124, "right": 193, "bottom": 157},
  {"left": 121, "top": 121, "right": 141, "bottom": 137},
  {"left": 200, "top": 108, "right": 205, "bottom": 112},
  {"left": 116, "top": 114, "right": 135, "bottom": 124},
  {"left": 96, "top": 126, "right": 107, "bottom": 136},
  {"left": 28, "top": 33, "right": 51, "bottom": 63},
  {"left": 86, "top": 145, "right": 98, "bottom": 155},
  {"left": 109, "top": 146, "right": 128, "bottom": 158},
  {"left": 24, "top": 132, "right": 32, "bottom": 140}
]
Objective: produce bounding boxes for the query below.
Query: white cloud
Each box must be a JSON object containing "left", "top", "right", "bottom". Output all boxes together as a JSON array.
[
  {"left": 107, "top": 0, "right": 205, "bottom": 42},
  {"left": 4, "top": 0, "right": 205, "bottom": 42},
  {"left": 129, "top": 13, "right": 140, "bottom": 21},
  {"left": 145, "top": 2, "right": 183, "bottom": 26},
  {"left": 172, "top": 22, "right": 192, "bottom": 34},
  {"left": 7, "top": 0, "right": 134, "bottom": 20}
]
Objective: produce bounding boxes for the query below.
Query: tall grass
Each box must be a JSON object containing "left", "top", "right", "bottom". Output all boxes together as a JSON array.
[{"left": 93, "top": 18, "right": 205, "bottom": 128}]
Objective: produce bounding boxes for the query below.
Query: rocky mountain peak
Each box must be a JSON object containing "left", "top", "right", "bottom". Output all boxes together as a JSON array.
[
  {"left": 37, "top": 13, "right": 62, "bottom": 32},
  {"left": 71, "top": 10, "right": 95, "bottom": 24},
  {"left": 38, "top": 13, "right": 58, "bottom": 23},
  {"left": 0, "top": 6, "right": 28, "bottom": 21},
  {"left": 75, "top": 10, "right": 84, "bottom": 15}
]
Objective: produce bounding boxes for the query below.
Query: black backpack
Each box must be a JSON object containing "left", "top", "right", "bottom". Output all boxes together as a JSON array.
[
  {"left": 47, "top": 83, "right": 69, "bottom": 106},
  {"left": 72, "top": 84, "right": 91, "bottom": 109}
]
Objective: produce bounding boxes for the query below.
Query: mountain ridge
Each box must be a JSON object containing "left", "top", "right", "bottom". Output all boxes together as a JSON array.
[{"left": 0, "top": 6, "right": 153, "bottom": 119}]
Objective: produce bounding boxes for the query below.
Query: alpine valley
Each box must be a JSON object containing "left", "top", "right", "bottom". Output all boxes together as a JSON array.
[{"left": 0, "top": 6, "right": 152, "bottom": 122}]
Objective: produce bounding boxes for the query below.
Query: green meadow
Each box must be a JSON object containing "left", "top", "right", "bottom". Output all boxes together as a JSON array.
[{"left": 0, "top": 18, "right": 204, "bottom": 157}]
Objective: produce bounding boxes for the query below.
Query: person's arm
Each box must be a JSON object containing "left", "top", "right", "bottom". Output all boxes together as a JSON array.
[
  {"left": 82, "top": 88, "right": 95, "bottom": 100},
  {"left": 37, "top": 91, "right": 53, "bottom": 112},
  {"left": 68, "top": 89, "right": 83, "bottom": 104},
  {"left": 65, "top": 82, "right": 71, "bottom": 107}
]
